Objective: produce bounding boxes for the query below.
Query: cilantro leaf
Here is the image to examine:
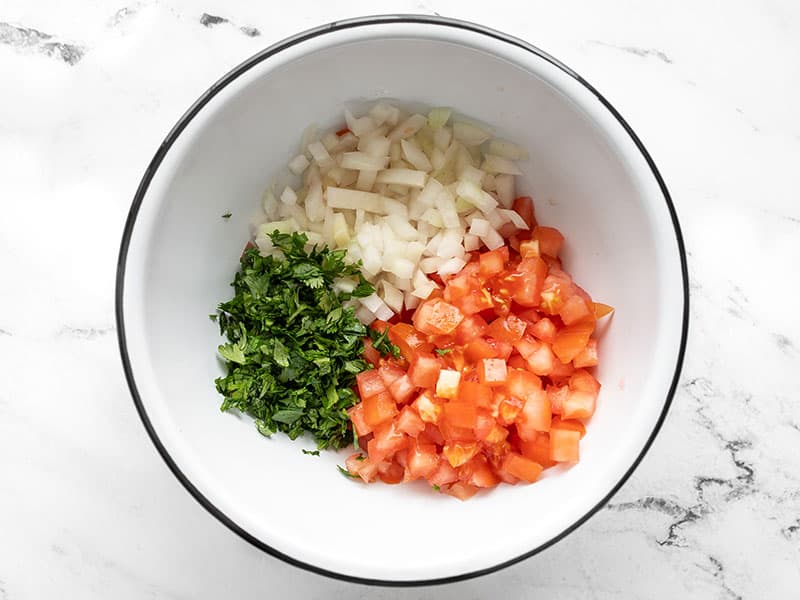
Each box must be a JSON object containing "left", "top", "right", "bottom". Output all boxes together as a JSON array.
[
  {"left": 434, "top": 348, "right": 452, "bottom": 356},
  {"left": 337, "top": 465, "right": 359, "bottom": 479},
  {"left": 368, "top": 326, "right": 401, "bottom": 359},
  {"left": 302, "top": 449, "right": 320, "bottom": 456}
]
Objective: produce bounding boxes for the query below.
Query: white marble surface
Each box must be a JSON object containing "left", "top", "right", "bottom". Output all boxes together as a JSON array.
[{"left": 1, "top": 1, "right": 798, "bottom": 597}]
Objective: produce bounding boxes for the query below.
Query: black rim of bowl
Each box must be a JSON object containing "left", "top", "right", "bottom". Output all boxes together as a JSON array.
[{"left": 115, "top": 14, "right": 690, "bottom": 587}]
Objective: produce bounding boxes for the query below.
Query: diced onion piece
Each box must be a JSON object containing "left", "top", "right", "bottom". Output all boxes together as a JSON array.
[
  {"left": 331, "top": 212, "right": 350, "bottom": 247},
  {"left": 388, "top": 274, "right": 412, "bottom": 291},
  {"left": 355, "top": 169, "right": 377, "bottom": 192},
  {"left": 369, "top": 102, "right": 395, "bottom": 126},
  {"left": 361, "top": 245, "right": 382, "bottom": 276},
  {"left": 436, "top": 228, "right": 465, "bottom": 259},
  {"left": 388, "top": 113, "right": 427, "bottom": 141},
  {"left": 382, "top": 197, "right": 408, "bottom": 217},
  {"left": 435, "top": 189, "right": 461, "bottom": 228},
  {"left": 321, "top": 131, "right": 339, "bottom": 151},
  {"left": 438, "top": 257, "right": 467, "bottom": 277},
  {"left": 340, "top": 152, "right": 388, "bottom": 171},
  {"left": 381, "top": 280, "right": 404, "bottom": 314},
  {"left": 335, "top": 133, "right": 359, "bottom": 153},
  {"left": 499, "top": 208, "right": 530, "bottom": 230},
  {"left": 481, "top": 154, "right": 523, "bottom": 175},
  {"left": 495, "top": 173, "right": 515, "bottom": 208},
  {"left": 479, "top": 227, "right": 505, "bottom": 250},
  {"left": 256, "top": 220, "right": 297, "bottom": 237},
  {"left": 411, "top": 269, "right": 438, "bottom": 298},
  {"left": 463, "top": 233, "right": 480, "bottom": 251},
  {"left": 457, "top": 164, "right": 484, "bottom": 186},
  {"left": 404, "top": 291, "right": 421, "bottom": 310},
  {"left": 400, "top": 139, "right": 433, "bottom": 172},
  {"left": 453, "top": 121, "right": 491, "bottom": 146},
  {"left": 375, "top": 168, "right": 427, "bottom": 188},
  {"left": 358, "top": 135, "right": 391, "bottom": 158},
  {"left": 436, "top": 369, "right": 461, "bottom": 400},
  {"left": 356, "top": 305, "right": 376, "bottom": 325},
  {"left": 488, "top": 138, "right": 529, "bottom": 161},
  {"left": 485, "top": 207, "right": 509, "bottom": 230},
  {"left": 482, "top": 173, "right": 497, "bottom": 192},
  {"left": 326, "top": 187, "right": 385, "bottom": 213},
  {"left": 427, "top": 107, "right": 452, "bottom": 129},
  {"left": 385, "top": 214, "right": 419, "bottom": 241},
  {"left": 434, "top": 127, "right": 452, "bottom": 151},
  {"left": 307, "top": 141, "right": 331, "bottom": 165},
  {"left": 383, "top": 254, "right": 415, "bottom": 279},
  {"left": 457, "top": 180, "right": 499, "bottom": 213},
  {"left": 419, "top": 256, "right": 445, "bottom": 274},
  {"left": 288, "top": 154, "right": 310, "bottom": 175},
  {"left": 374, "top": 303, "right": 394, "bottom": 321},
  {"left": 280, "top": 186, "right": 297, "bottom": 205},
  {"left": 469, "top": 218, "right": 490, "bottom": 237},
  {"left": 405, "top": 241, "right": 425, "bottom": 264},
  {"left": 344, "top": 109, "right": 377, "bottom": 136},
  {"left": 262, "top": 189, "right": 279, "bottom": 220},
  {"left": 305, "top": 169, "right": 325, "bottom": 222}
]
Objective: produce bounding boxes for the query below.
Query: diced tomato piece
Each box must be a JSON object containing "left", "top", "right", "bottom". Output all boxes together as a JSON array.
[
  {"left": 455, "top": 314, "right": 489, "bottom": 344},
  {"left": 362, "top": 338, "right": 381, "bottom": 367},
  {"left": 345, "top": 453, "right": 378, "bottom": 483},
  {"left": 405, "top": 442, "right": 440, "bottom": 481},
  {"left": 505, "top": 368, "right": 542, "bottom": 400},
  {"left": 513, "top": 335, "right": 538, "bottom": 361},
  {"left": 452, "top": 287, "right": 495, "bottom": 316},
  {"left": 539, "top": 273, "right": 573, "bottom": 315},
  {"left": 446, "top": 481, "right": 480, "bottom": 500},
  {"left": 479, "top": 247, "right": 508, "bottom": 279},
  {"left": 475, "top": 411, "right": 509, "bottom": 444},
  {"left": 378, "top": 362, "right": 405, "bottom": 387},
  {"left": 396, "top": 406, "right": 426, "bottom": 436},
  {"left": 530, "top": 317, "right": 556, "bottom": 343},
  {"left": 378, "top": 460, "right": 405, "bottom": 484},
  {"left": 512, "top": 196, "right": 537, "bottom": 229},
  {"left": 443, "top": 442, "right": 480, "bottom": 468},
  {"left": 418, "top": 422, "right": 445, "bottom": 446},
  {"left": 573, "top": 339, "right": 599, "bottom": 368},
  {"left": 549, "top": 358, "right": 575, "bottom": 380},
  {"left": 438, "top": 418, "right": 477, "bottom": 442},
  {"left": 546, "top": 384, "right": 569, "bottom": 415},
  {"left": 552, "top": 416, "right": 587, "bottom": 438},
  {"left": 365, "top": 427, "right": 403, "bottom": 465},
  {"left": 370, "top": 319, "right": 390, "bottom": 334},
  {"left": 465, "top": 337, "right": 498, "bottom": 362},
  {"left": 569, "top": 369, "right": 601, "bottom": 394},
  {"left": 408, "top": 353, "right": 442, "bottom": 389},
  {"left": 559, "top": 294, "right": 595, "bottom": 326},
  {"left": 518, "top": 433, "right": 556, "bottom": 468},
  {"left": 507, "top": 354, "right": 528, "bottom": 371},
  {"left": 487, "top": 314, "right": 527, "bottom": 343},
  {"left": 348, "top": 403, "right": 372, "bottom": 437},
  {"left": 413, "top": 391, "right": 442, "bottom": 424},
  {"left": 478, "top": 358, "right": 508, "bottom": 387},
  {"left": 460, "top": 380, "right": 493, "bottom": 408},
  {"left": 533, "top": 226, "right": 564, "bottom": 257},
  {"left": 413, "top": 298, "right": 465, "bottom": 335},
  {"left": 552, "top": 322, "right": 594, "bottom": 363},
  {"left": 550, "top": 426, "right": 580, "bottom": 462},
  {"left": 486, "top": 337, "right": 514, "bottom": 360},
  {"left": 561, "top": 390, "right": 597, "bottom": 420},
  {"left": 594, "top": 302, "right": 614, "bottom": 319},
  {"left": 428, "top": 458, "right": 459, "bottom": 486},
  {"left": 443, "top": 402, "right": 478, "bottom": 429},
  {"left": 496, "top": 394, "right": 524, "bottom": 427},
  {"left": 388, "top": 323, "right": 434, "bottom": 363},
  {"left": 461, "top": 455, "right": 500, "bottom": 488},
  {"left": 510, "top": 258, "right": 547, "bottom": 307},
  {"left": 517, "top": 389, "right": 551, "bottom": 439},
  {"left": 362, "top": 391, "right": 398, "bottom": 428},
  {"left": 502, "top": 452, "right": 544, "bottom": 483},
  {"left": 335, "top": 127, "right": 351, "bottom": 137},
  {"left": 525, "top": 341, "right": 556, "bottom": 376},
  {"left": 356, "top": 369, "right": 386, "bottom": 399}
]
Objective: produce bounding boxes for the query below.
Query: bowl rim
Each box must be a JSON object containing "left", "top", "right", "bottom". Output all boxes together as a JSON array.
[{"left": 115, "top": 13, "right": 689, "bottom": 587}]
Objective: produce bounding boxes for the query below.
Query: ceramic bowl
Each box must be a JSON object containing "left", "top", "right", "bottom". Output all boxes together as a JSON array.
[{"left": 116, "top": 15, "right": 688, "bottom": 585}]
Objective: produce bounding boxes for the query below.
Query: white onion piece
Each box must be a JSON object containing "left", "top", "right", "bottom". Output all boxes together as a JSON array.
[
  {"left": 344, "top": 109, "right": 376, "bottom": 136},
  {"left": 481, "top": 154, "right": 523, "bottom": 175},
  {"left": 262, "top": 189, "right": 279, "bottom": 220},
  {"left": 381, "top": 281, "right": 404, "bottom": 313},
  {"left": 420, "top": 208, "right": 444, "bottom": 228},
  {"left": 404, "top": 292, "right": 421, "bottom": 310},
  {"left": 356, "top": 305, "right": 377, "bottom": 325},
  {"left": 340, "top": 152, "right": 388, "bottom": 171},
  {"left": 280, "top": 186, "right": 297, "bottom": 206},
  {"left": 307, "top": 141, "right": 331, "bottom": 165},
  {"left": 388, "top": 113, "right": 427, "bottom": 141},
  {"left": 385, "top": 214, "right": 419, "bottom": 240},
  {"left": 457, "top": 164, "right": 485, "bottom": 186},
  {"left": 499, "top": 208, "right": 530, "bottom": 230},
  {"left": 433, "top": 127, "right": 452, "bottom": 151},
  {"left": 484, "top": 206, "right": 509, "bottom": 230},
  {"left": 383, "top": 255, "right": 415, "bottom": 279},
  {"left": 419, "top": 256, "right": 444, "bottom": 274},
  {"left": 438, "top": 257, "right": 467, "bottom": 277},
  {"left": 469, "top": 218, "right": 490, "bottom": 237},
  {"left": 355, "top": 169, "right": 377, "bottom": 192},
  {"left": 453, "top": 121, "right": 491, "bottom": 146},
  {"left": 375, "top": 168, "right": 427, "bottom": 188},
  {"left": 326, "top": 187, "right": 386, "bottom": 213},
  {"left": 361, "top": 246, "right": 382, "bottom": 276},
  {"left": 480, "top": 227, "right": 505, "bottom": 250},
  {"left": 489, "top": 138, "right": 530, "bottom": 161},
  {"left": 495, "top": 174, "right": 515, "bottom": 208},
  {"left": 373, "top": 302, "right": 394, "bottom": 322},
  {"left": 288, "top": 154, "right": 310, "bottom": 175},
  {"left": 305, "top": 168, "right": 325, "bottom": 222},
  {"left": 358, "top": 135, "right": 391, "bottom": 158},
  {"left": 435, "top": 190, "right": 461, "bottom": 228},
  {"left": 427, "top": 107, "right": 452, "bottom": 129},
  {"left": 321, "top": 131, "right": 339, "bottom": 151},
  {"left": 457, "top": 180, "right": 499, "bottom": 213},
  {"left": 463, "top": 233, "right": 480, "bottom": 251},
  {"left": 369, "top": 102, "right": 395, "bottom": 126},
  {"left": 400, "top": 139, "right": 433, "bottom": 172},
  {"left": 436, "top": 229, "right": 465, "bottom": 259}
]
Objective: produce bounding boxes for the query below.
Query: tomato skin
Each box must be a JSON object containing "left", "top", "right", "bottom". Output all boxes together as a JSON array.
[
  {"left": 405, "top": 442, "right": 440, "bottom": 481},
  {"left": 593, "top": 302, "right": 614, "bottom": 319},
  {"left": 413, "top": 298, "right": 465, "bottom": 335},
  {"left": 559, "top": 294, "right": 595, "bottom": 326},
  {"left": 530, "top": 317, "right": 556, "bottom": 343},
  {"left": 362, "top": 391, "right": 398, "bottom": 428},
  {"left": 487, "top": 314, "right": 527, "bottom": 343},
  {"left": 408, "top": 353, "right": 442, "bottom": 389},
  {"left": 455, "top": 314, "right": 489, "bottom": 344},
  {"left": 396, "top": 406, "right": 426, "bottom": 436},
  {"left": 510, "top": 258, "right": 547, "bottom": 307},
  {"left": 533, "top": 226, "right": 565, "bottom": 257},
  {"left": 517, "top": 389, "right": 551, "bottom": 439},
  {"left": 550, "top": 426, "right": 580, "bottom": 462},
  {"left": 348, "top": 403, "right": 372, "bottom": 437},
  {"left": 479, "top": 247, "right": 508, "bottom": 279},
  {"left": 356, "top": 370, "right": 386, "bottom": 399},
  {"left": 552, "top": 322, "right": 594, "bottom": 363}
]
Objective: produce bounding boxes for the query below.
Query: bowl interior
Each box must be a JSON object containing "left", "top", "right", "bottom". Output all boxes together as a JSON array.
[{"left": 121, "top": 20, "right": 685, "bottom": 582}]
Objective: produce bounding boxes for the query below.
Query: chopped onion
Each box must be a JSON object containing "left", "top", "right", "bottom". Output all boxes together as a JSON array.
[
  {"left": 340, "top": 152, "right": 388, "bottom": 171},
  {"left": 388, "top": 113, "right": 427, "bottom": 141},
  {"left": 499, "top": 208, "right": 530, "bottom": 230},
  {"left": 358, "top": 134, "right": 391, "bottom": 158},
  {"left": 344, "top": 109, "right": 376, "bottom": 136},
  {"left": 495, "top": 174, "right": 515, "bottom": 208},
  {"left": 481, "top": 154, "right": 523, "bottom": 175},
  {"left": 280, "top": 186, "right": 298, "bottom": 206},
  {"left": 438, "top": 257, "right": 467, "bottom": 277},
  {"left": 489, "top": 138, "right": 530, "bottom": 161},
  {"left": 463, "top": 233, "right": 480, "bottom": 251},
  {"left": 400, "top": 139, "right": 433, "bottom": 172},
  {"left": 427, "top": 107, "right": 452, "bottom": 129},
  {"left": 326, "top": 187, "right": 385, "bottom": 213},
  {"left": 307, "top": 141, "right": 331, "bottom": 165},
  {"left": 381, "top": 281, "right": 404, "bottom": 313},
  {"left": 453, "top": 121, "right": 491, "bottom": 146},
  {"left": 288, "top": 154, "right": 310, "bottom": 175},
  {"left": 419, "top": 256, "right": 444, "bottom": 274},
  {"left": 480, "top": 227, "right": 505, "bottom": 250},
  {"left": 355, "top": 169, "right": 377, "bottom": 192},
  {"left": 469, "top": 218, "right": 490, "bottom": 237},
  {"left": 375, "top": 168, "right": 427, "bottom": 188}
]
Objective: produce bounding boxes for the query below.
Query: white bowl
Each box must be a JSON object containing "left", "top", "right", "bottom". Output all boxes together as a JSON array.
[{"left": 116, "top": 15, "right": 688, "bottom": 585}]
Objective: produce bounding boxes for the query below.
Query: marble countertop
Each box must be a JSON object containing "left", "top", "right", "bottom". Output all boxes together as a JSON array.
[{"left": 1, "top": 1, "right": 798, "bottom": 598}]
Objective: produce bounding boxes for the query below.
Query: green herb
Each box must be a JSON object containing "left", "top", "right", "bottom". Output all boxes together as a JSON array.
[
  {"left": 302, "top": 449, "right": 320, "bottom": 456},
  {"left": 434, "top": 348, "right": 452, "bottom": 356},
  {"left": 214, "top": 231, "right": 375, "bottom": 450},
  {"left": 337, "top": 465, "right": 359, "bottom": 479},
  {"left": 355, "top": 454, "right": 366, "bottom": 461},
  {"left": 222, "top": 212, "right": 232, "bottom": 219},
  {"left": 432, "top": 484, "right": 441, "bottom": 492},
  {"left": 368, "top": 326, "right": 401, "bottom": 359}
]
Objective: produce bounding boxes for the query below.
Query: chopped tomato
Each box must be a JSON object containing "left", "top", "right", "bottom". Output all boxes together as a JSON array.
[
  {"left": 559, "top": 294, "right": 595, "bottom": 326},
  {"left": 378, "top": 362, "right": 405, "bottom": 387},
  {"left": 517, "top": 389, "right": 551, "bottom": 439},
  {"left": 532, "top": 226, "right": 565, "bottom": 257},
  {"left": 356, "top": 369, "right": 386, "bottom": 399},
  {"left": 428, "top": 459, "right": 459, "bottom": 486},
  {"left": 487, "top": 314, "right": 527, "bottom": 343},
  {"left": 529, "top": 317, "right": 556, "bottom": 342},
  {"left": 362, "top": 338, "right": 381, "bottom": 367},
  {"left": 368, "top": 420, "right": 408, "bottom": 463},
  {"left": 519, "top": 239, "right": 540, "bottom": 258},
  {"left": 455, "top": 314, "right": 489, "bottom": 344},
  {"left": 502, "top": 452, "right": 543, "bottom": 483},
  {"left": 546, "top": 384, "right": 569, "bottom": 415},
  {"left": 346, "top": 453, "right": 378, "bottom": 483},
  {"left": 413, "top": 298, "right": 465, "bottom": 335},
  {"left": 561, "top": 390, "right": 596, "bottom": 420},
  {"left": 550, "top": 426, "right": 580, "bottom": 462},
  {"left": 413, "top": 391, "right": 442, "bottom": 424},
  {"left": 460, "top": 381, "right": 492, "bottom": 408},
  {"left": 479, "top": 247, "right": 509, "bottom": 278},
  {"left": 570, "top": 369, "right": 601, "bottom": 394},
  {"left": 594, "top": 302, "right": 614, "bottom": 319},
  {"left": 552, "top": 322, "right": 594, "bottom": 363},
  {"left": 378, "top": 460, "right": 405, "bottom": 484},
  {"left": 396, "top": 406, "right": 426, "bottom": 436},
  {"left": 478, "top": 358, "right": 508, "bottom": 386},
  {"left": 348, "top": 403, "right": 372, "bottom": 437},
  {"left": 405, "top": 442, "right": 440, "bottom": 481},
  {"left": 510, "top": 258, "right": 547, "bottom": 307},
  {"left": 446, "top": 481, "right": 480, "bottom": 500},
  {"left": 518, "top": 433, "right": 556, "bottom": 468},
  {"left": 388, "top": 323, "right": 433, "bottom": 362},
  {"left": 408, "top": 353, "right": 442, "bottom": 389},
  {"left": 573, "top": 339, "right": 599, "bottom": 368},
  {"left": 362, "top": 391, "right": 398, "bottom": 428},
  {"left": 512, "top": 196, "right": 537, "bottom": 229},
  {"left": 443, "top": 442, "right": 480, "bottom": 468},
  {"left": 443, "top": 402, "right": 478, "bottom": 429},
  {"left": 465, "top": 337, "right": 498, "bottom": 362}
]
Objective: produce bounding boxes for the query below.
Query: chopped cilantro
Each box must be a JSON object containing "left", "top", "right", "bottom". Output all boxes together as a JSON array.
[
  {"left": 302, "top": 449, "right": 320, "bottom": 456},
  {"left": 432, "top": 484, "right": 441, "bottom": 492},
  {"left": 222, "top": 212, "right": 232, "bottom": 219},
  {"left": 434, "top": 348, "right": 452, "bottom": 356},
  {"left": 214, "top": 231, "right": 375, "bottom": 450},
  {"left": 368, "top": 326, "right": 401, "bottom": 359},
  {"left": 337, "top": 465, "right": 359, "bottom": 479}
]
